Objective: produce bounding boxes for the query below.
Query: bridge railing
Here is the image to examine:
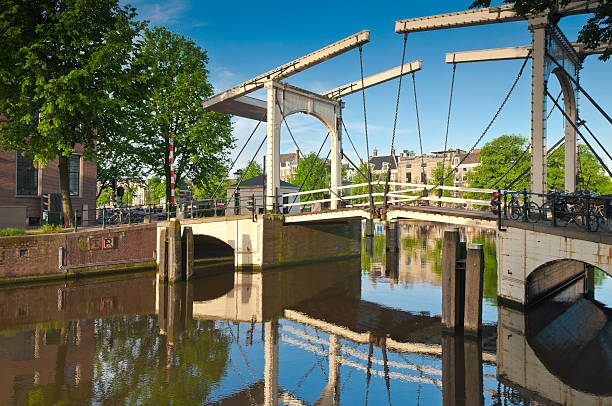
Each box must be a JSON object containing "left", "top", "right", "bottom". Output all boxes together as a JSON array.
[
  {"left": 496, "top": 189, "right": 612, "bottom": 233},
  {"left": 280, "top": 181, "right": 502, "bottom": 212}
]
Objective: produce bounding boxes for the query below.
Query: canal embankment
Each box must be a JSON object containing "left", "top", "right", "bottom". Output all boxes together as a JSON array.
[{"left": 0, "top": 223, "right": 157, "bottom": 284}]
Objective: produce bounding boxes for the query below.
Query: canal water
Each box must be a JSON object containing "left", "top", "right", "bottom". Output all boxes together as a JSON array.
[{"left": 1, "top": 221, "right": 611, "bottom": 405}]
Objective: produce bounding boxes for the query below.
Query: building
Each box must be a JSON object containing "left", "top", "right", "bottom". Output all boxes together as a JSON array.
[
  {"left": 368, "top": 148, "right": 399, "bottom": 182},
  {"left": 396, "top": 148, "right": 481, "bottom": 187},
  {"left": 225, "top": 174, "right": 300, "bottom": 214},
  {"left": 280, "top": 150, "right": 299, "bottom": 182},
  {"left": 0, "top": 147, "right": 97, "bottom": 228}
]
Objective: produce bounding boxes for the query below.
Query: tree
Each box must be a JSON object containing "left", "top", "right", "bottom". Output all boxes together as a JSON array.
[
  {"left": 430, "top": 163, "right": 456, "bottom": 197},
  {"left": 467, "top": 134, "right": 531, "bottom": 190},
  {"left": 240, "top": 162, "right": 263, "bottom": 180},
  {"left": 548, "top": 144, "right": 612, "bottom": 193},
  {"left": 466, "top": 134, "right": 612, "bottom": 193},
  {"left": 0, "top": 0, "right": 144, "bottom": 226},
  {"left": 122, "top": 26, "right": 234, "bottom": 206},
  {"left": 469, "top": 0, "right": 612, "bottom": 61},
  {"left": 288, "top": 152, "right": 330, "bottom": 201}
]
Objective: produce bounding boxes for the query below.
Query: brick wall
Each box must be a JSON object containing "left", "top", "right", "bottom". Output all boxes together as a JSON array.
[
  {"left": 0, "top": 145, "right": 97, "bottom": 227},
  {"left": 0, "top": 224, "right": 157, "bottom": 282}
]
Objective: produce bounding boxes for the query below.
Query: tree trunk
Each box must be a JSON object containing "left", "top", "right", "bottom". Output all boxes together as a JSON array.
[{"left": 58, "top": 155, "right": 74, "bottom": 228}]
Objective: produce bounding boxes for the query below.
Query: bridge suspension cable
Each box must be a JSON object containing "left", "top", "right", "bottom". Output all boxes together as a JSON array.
[
  {"left": 383, "top": 33, "right": 409, "bottom": 209},
  {"left": 209, "top": 119, "right": 263, "bottom": 200},
  {"left": 504, "top": 137, "right": 564, "bottom": 190},
  {"left": 546, "top": 90, "right": 612, "bottom": 179},
  {"left": 341, "top": 119, "right": 366, "bottom": 168},
  {"left": 358, "top": 45, "right": 376, "bottom": 212},
  {"left": 225, "top": 134, "right": 267, "bottom": 209},
  {"left": 440, "top": 60, "right": 457, "bottom": 189},
  {"left": 290, "top": 133, "right": 330, "bottom": 206},
  {"left": 412, "top": 50, "right": 531, "bottom": 201}
]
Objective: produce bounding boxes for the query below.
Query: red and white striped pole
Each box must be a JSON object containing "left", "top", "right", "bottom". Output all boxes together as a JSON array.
[{"left": 170, "top": 131, "right": 175, "bottom": 207}]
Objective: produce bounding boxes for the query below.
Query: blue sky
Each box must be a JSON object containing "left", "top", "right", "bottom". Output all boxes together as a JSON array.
[{"left": 126, "top": 0, "right": 611, "bottom": 170}]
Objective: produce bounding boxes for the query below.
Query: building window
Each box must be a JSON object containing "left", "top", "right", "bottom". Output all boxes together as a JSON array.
[
  {"left": 16, "top": 151, "right": 38, "bottom": 196},
  {"left": 453, "top": 157, "right": 460, "bottom": 166},
  {"left": 421, "top": 162, "right": 427, "bottom": 167},
  {"left": 463, "top": 167, "right": 467, "bottom": 172},
  {"left": 406, "top": 173, "right": 412, "bottom": 183},
  {"left": 382, "top": 162, "right": 390, "bottom": 171},
  {"left": 406, "top": 164, "right": 412, "bottom": 169},
  {"left": 69, "top": 154, "right": 80, "bottom": 196}
]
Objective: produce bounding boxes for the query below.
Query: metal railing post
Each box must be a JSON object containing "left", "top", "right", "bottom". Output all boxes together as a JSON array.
[
  {"left": 503, "top": 191, "right": 508, "bottom": 220},
  {"left": 128, "top": 208, "right": 131, "bottom": 225},
  {"left": 552, "top": 192, "right": 557, "bottom": 227},
  {"left": 522, "top": 188, "right": 528, "bottom": 222},
  {"left": 102, "top": 207, "right": 106, "bottom": 229},
  {"left": 74, "top": 209, "right": 78, "bottom": 232},
  {"left": 585, "top": 191, "right": 591, "bottom": 231},
  {"left": 148, "top": 205, "right": 152, "bottom": 223}
]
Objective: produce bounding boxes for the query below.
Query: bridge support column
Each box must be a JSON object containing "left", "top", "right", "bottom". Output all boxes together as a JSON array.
[
  {"left": 529, "top": 18, "right": 549, "bottom": 199},
  {"left": 264, "top": 320, "right": 279, "bottom": 406},
  {"left": 265, "top": 82, "right": 282, "bottom": 213},
  {"left": 330, "top": 114, "right": 342, "bottom": 210}
]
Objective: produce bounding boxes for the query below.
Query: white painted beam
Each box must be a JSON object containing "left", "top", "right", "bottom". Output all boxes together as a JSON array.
[
  {"left": 446, "top": 46, "right": 531, "bottom": 64},
  {"left": 395, "top": 1, "right": 598, "bottom": 34},
  {"left": 207, "top": 95, "right": 267, "bottom": 121},
  {"left": 203, "top": 30, "right": 370, "bottom": 110},
  {"left": 323, "top": 60, "right": 422, "bottom": 99},
  {"left": 445, "top": 42, "right": 609, "bottom": 64}
]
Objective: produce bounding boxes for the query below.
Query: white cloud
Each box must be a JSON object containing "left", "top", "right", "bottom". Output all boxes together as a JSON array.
[{"left": 129, "top": 0, "right": 190, "bottom": 25}]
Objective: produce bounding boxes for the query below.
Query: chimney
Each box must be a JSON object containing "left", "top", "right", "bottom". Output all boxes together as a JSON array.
[
  {"left": 373, "top": 148, "right": 378, "bottom": 157},
  {"left": 295, "top": 149, "right": 299, "bottom": 164}
]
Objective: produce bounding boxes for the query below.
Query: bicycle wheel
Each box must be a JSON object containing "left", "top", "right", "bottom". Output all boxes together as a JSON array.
[
  {"left": 577, "top": 213, "right": 599, "bottom": 232},
  {"left": 509, "top": 202, "right": 522, "bottom": 220},
  {"left": 539, "top": 202, "right": 553, "bottom": 222}
]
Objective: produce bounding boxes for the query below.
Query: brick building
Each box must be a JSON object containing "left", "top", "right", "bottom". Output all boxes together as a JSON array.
[
  {"left": 0, "top": 146, "right": 97, "bottom": 228},
  {"left": 396, "top": 149, "right": 481, "bottom": 187}
]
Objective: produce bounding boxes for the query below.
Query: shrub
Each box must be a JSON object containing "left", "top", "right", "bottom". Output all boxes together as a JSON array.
[
  {"left": 0, "top": 228, "right": 27, "bottom": 236},
  {"left": 40, "top": 224, "right": 63, "bottom": 234}
]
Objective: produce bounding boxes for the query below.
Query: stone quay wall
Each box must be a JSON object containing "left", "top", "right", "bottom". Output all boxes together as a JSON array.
[{"left": 0, "top": 224, "right": 157, "bottom": 284}]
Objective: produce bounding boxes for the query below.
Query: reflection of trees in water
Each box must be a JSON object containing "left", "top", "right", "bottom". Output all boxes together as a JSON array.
[
  {"left": 92, "top": 317, "right": 229, "bottom": 405},
  {"left": 362, "top": 234, "right": 386, "bottom": 272},
  {"left": 399, "top": 225, "right": 499, "bottom": 305},
  {"left": 18, "top": 317, "right": 230, "bottom": 406}
]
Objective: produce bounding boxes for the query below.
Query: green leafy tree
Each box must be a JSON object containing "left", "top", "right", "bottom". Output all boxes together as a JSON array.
[
  {"left": 147, "top": 176, "right": 167, "bottom": 204},
  {"left": 240, "top": 162, "right": 263, "bottom": 180},
  {"left": 0, "top": 0, "right": 144, "bottom": 226},
  {"left": 467, "top": 134, "right": 531, "bottom": 191},
  {"left": 288, "top": 152, "right": 330, "bottom": 201},
  {"left": 469, "top": 0, "right": 612, "bottom": 61},
  {"left": 119, "top": 26, "right": 234, "bottom": 206},
  {"left": 548, "top": 144, "right": 612, "bottom": 193},
  {"left": 430, "top": 163, "right": 456, "bottom": 197}
]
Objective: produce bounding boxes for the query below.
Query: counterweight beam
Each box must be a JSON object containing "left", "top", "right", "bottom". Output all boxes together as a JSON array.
[{"left": 203, "top": 30, "right": 370, "bottom": 110}]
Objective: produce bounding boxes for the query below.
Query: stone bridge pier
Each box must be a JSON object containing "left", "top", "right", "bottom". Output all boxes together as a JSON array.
[
  {"left": 497, "top": 223, "right": 612, "bottom": 307},
  {"left": 156, "top": 215, "right": 361, "bottom": 275}
]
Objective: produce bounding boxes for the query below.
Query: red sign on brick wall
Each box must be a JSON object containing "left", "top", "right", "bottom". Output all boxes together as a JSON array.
[{"left": 102, "top": 236, "right": 115, "bottom": 250}]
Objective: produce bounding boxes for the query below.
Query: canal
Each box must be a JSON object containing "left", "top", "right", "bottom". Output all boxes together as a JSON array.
[{"left": 1, "top": 220, "right": 611, "bottom": 405}]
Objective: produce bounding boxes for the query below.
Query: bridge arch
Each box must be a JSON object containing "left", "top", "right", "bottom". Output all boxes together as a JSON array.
[
  {"left": 550, "top": 66, "right": 578, "bottom": 192},
  {"left": 265, "top": 80, "right": 344, "bottom": 211}
]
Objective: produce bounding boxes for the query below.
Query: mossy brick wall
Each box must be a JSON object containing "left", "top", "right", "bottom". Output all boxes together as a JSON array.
[
  {"left": 0, "top": 224, "right": 157, "bottom": 282},
  {"left": 262, "top": 216, "right": 361, "bottom": 267}
]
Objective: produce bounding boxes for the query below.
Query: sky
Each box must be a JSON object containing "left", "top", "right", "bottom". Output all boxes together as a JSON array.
[{"left": 125, "top": 0, "right": 611, "bottom": 172}]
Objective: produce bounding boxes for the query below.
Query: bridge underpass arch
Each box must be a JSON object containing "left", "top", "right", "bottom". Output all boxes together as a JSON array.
[{"left": 525, "top": 259, "right": 609, "bottom": 306}]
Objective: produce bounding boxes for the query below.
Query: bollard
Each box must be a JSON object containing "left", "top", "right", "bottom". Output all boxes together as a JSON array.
[
  {"left": 167, "top": 219, "right": 182, "bottom": 282},
  {"left": 464, "top": 337, "right": 484, "bottom": 406},
  {"left": 157, "top": 227, "right": 168, "bottom": 280},
  {"left": 442, "top": 227, "right": 464, "bottom": 330},
  {"left": 464, "top": 243, "right": 484, "bottom": 335},
  {"left": 183, "top": 226, "right": 194, "bottom": 280}
]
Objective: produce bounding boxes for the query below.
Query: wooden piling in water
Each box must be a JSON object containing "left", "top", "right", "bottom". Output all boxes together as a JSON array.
[
  {"left": 585, "top": 264, "right": 595, "bottom": 300},
  {"left": 465, "top": 243, "right": 484, "bottom": 336},
  {"left": 183, "top": 226, "right": 194, "bottom": 280},
  {"left": 158, "top": 227, "right": 168, "bottom": 280},
  {"left": 167, "top": 219, "right": 182, "bottom": 282},
  {"left": 442, "top": 227, "right": 464, "bottom": 330}
]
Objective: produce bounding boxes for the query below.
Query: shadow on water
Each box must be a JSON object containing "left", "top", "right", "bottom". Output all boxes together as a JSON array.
[{"left": 0, "top": 220, "right": 611, "bottom": 405}]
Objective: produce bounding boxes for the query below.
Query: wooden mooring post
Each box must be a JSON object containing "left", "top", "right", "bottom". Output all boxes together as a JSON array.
[
  {"left": 442, "top": 229, "right": 484, "bottom": 334},
  {"left": 183, "top": 226, "right": 194, "bottom": 280},
  {"left": 157, "top": 227, "right": 168, "bottom": 280},
  {"left": 167, "top": 219, "right": 182, "bottom": 282}
]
